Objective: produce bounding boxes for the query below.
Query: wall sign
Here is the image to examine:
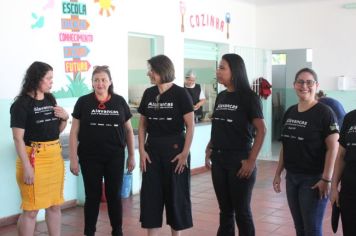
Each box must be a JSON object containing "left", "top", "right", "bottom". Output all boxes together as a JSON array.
[
  {"left": 179, "top": 2, "right": 231, "bottom": 39},
  {"left": 55, "top": 0, "right": 92, "bottom": 97}
]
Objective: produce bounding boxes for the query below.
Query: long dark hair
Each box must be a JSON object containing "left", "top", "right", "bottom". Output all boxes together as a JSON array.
[
  {"left": 15, "top": 61, "right": 56, "bottom": 105},
  {"left": 221, "top": 53, "right": 257, "bottom": 102},
  {"left": 148, "top": 55, "right": 175, "bottom": 84},
  {"left": 92, "top": 65, "right": 114, "bottom": 95}
]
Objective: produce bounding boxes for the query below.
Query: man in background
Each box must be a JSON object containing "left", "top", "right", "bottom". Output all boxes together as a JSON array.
[{"left": 184, "top": 70, "right": 206, "bottom": 122}]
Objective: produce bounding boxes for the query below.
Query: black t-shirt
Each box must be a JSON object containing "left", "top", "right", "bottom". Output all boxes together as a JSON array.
[
  {"left": 210, "top": 91, "right": 263, "bottom": 151},
  {"left": 72, "top": 93, "right": 132, "bottom": 158},
  {"left": 339, "top": 109, "right": 356, "bottom": 162},
  {"left": 10, "top": 95, "right": 59, "bottom": 144},
  {"left": 281, "top": 103, "right": 339, "bottom": 174},
  {"left": 138, "top": 84, "right": 193, "bottom": 137}
]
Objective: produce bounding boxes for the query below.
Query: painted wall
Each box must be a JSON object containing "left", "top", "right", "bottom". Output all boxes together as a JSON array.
[
  {"left": 0, "top": 0, "right": 259, "bottom": 220},
  {"left": 256, "top": 0, "right": 356, "bottom": 92}
]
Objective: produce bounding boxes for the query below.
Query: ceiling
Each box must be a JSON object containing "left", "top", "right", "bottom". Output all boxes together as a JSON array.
[{"left": 240, "top": 0, "right": 335, "bottom": 6}]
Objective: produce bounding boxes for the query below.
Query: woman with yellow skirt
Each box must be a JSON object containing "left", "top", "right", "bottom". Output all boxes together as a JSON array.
[{"left": 10, "top": 61, "right": 69, "bottom": 236}]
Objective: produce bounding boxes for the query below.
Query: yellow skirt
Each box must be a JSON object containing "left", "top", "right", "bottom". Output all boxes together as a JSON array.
[{"left": 16, "top": 140, "right": 65, "bottom": 211}]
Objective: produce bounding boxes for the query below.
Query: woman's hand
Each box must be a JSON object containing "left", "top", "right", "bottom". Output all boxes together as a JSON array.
[
  {"left": 171, "top": 152, "right": 188, "bottom": 174},
  {"left": 139, "top": 150, "right": 151, "bottom": 172},
  {"left": 53, "top": 106, "right": 69, "bottom": 121},
  {"left": 23, "top": 163, "right": 34, "bottom": 185},
  {"left": 70, "top": 158, "right": 80, "bottom": 176},
  {"left": 237, "top": 159, "right": 255, "bottom": 179},
  {"left": 126, "top": 155, "right": 136, "bottom": 172},
  {"left": 205, "top": 148, "right": 212, "bottom": 169},
  {"left": 273, "top": 175, "right": 282, "bottom": 193},
  {"left": 312, "top": 180, "right": 330, "bottom": 199}
]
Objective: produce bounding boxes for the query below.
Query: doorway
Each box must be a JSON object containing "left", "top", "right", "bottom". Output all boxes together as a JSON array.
[{"left": 184, "top": 39, "right": 228, "bottom": 120}]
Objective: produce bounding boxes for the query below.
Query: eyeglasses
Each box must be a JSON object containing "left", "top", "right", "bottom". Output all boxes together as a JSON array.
[
  {"left": 295, "top": 79, "right": 317, "bottom": 87},
  {"left": 155, "top": 94, "right": 160, "bottom": 110}
]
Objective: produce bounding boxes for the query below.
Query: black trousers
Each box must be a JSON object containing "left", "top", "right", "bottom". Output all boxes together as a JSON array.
[
  {"left": 140, "top": 134, "right": 193, "bottom": 231},
  {"left": 211, "top": 149, "right": 256, "bottom": 236},
  {"left": 80, "top": 151, "right": 125, "bottom": 236},
  {"left": 339, "top": 163, "right": 356, "bottom": 236}
]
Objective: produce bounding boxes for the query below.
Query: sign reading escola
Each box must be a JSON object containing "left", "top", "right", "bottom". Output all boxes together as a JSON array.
[{"left": 62, "top": 2, "right": 87, "bottom": 16}]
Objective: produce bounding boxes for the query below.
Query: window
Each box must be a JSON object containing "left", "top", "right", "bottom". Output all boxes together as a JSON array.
[{"left": 272, "top": 54, "right": 286, "bottom": 65}]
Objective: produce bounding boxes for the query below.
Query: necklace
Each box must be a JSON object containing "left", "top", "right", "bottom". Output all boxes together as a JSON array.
[{"left": 95, "top": 93, "right": 110, "bottom": 109}]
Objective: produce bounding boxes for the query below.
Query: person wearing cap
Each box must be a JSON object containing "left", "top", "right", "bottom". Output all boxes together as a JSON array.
[{"left": 184, "top": 70, "right": 206, "bottom": 122}]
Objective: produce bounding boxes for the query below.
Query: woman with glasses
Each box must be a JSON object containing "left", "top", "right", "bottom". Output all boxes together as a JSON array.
[
  {"left": 138, "top": 55, "right": 194, "bottom": 236},
  {"left": 69, "top": 66, "right": 135, "bottom": 236},
  {"left": 330, "top": 108, "right": 356, "bottom": 236},
  {"left": 273, "top": 68, "right": 339, "bottom": 236},
  {"left": 10, "top": 61, "right": 68, "bottom": 236},
  {"left": 205, "top": 54, "right": 266, "bottom": 236}
]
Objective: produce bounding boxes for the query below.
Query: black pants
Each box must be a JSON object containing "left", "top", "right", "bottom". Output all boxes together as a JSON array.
[
  {"left": 140, "top": 134, "right": 193, "bottom": 231},
  {"left": 339, "top": 163, "right": 356, "bottom": 236},
  {"left": 80, "top": 151, "right": 125, "bottom": 236},
  {"left": 211, "top": 149, "right": 256, "bottom": 236}
]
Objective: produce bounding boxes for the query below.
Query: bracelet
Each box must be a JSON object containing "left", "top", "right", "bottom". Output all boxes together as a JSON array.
[{"left": 321, "top": 178, "right": 331, "bottom": 183}]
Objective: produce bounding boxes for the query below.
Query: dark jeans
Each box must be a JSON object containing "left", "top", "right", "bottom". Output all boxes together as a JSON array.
[
  {"left": 80, "top": 153, "right": 125, "bottom": 236},
  {"left": 211, "top": 150, "right": 256, "bottom": 236},
  {"left": 339, "top": 163, "right": 356, "bottom": 236},
  {"left": 286, "top": 172, "right": 327, "bottom": 236}
]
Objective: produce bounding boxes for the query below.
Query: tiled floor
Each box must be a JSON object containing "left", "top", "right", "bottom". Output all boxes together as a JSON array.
[{"left": 0, "top": 160, "right": 342, "bottom": 236}]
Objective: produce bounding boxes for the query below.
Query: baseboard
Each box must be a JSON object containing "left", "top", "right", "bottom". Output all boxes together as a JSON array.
[
  {"left": 0, "top": 214, "right": 19, "bottom": 228},
  {"left": 191, "top": 166, "right": 208, "bottom": 175},
  {"left": 60, "top": 199, "right": 77, "bottom": 210},
  {"left": 0, "top": 199, "right": 78, "bottom": 227}
]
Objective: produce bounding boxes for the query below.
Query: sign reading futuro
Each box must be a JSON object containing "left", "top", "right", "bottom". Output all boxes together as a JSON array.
[{"left": 189, "top": 13, "right": 225, "bottom": 32}]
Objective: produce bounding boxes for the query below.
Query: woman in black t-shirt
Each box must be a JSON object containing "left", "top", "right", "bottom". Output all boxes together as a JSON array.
[
  {"left": 330, "top": 110, "right": 356, "bottom": 236},
  {"left": 273, "top": 68, "right": 339, "bottom": 236},
  {"left": 138, "top": 55, "right": 194, "bottom": 236},
  {"left": 69, "top": 66, "right": 135, "bottom": 236},
  {"left": 205, "top": 54, "right": 266, "bottom": 236},
  {"left": 10, "top": 61, "right": 69, "bottom": 236}
]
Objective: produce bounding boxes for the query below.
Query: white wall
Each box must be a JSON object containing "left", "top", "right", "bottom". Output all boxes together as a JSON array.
[
  {"left": 0, "top": 0, "right": 257, "bottom": 100},
  {"left": 256, "top": 0, "right": 356, "bottom": 90}
]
